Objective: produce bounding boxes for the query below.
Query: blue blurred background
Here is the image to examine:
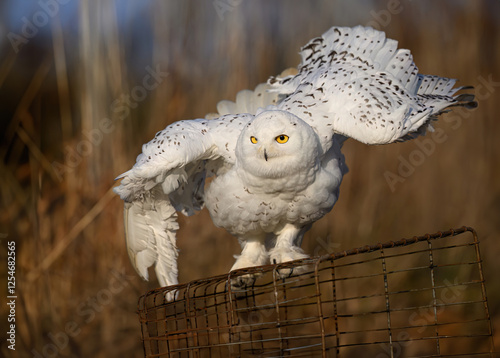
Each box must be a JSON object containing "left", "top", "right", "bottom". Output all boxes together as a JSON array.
[{"left": 0, "top": 1, "right": 499, "bottom": 356}]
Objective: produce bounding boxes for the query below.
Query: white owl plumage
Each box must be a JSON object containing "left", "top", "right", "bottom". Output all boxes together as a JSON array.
[{"left": 114, "top": 26, "right": 475, "bottom": 296}]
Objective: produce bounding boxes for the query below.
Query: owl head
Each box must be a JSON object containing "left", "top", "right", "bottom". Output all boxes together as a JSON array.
[{"left": 235, "top": 110, "right": 321, "bottom": 179}]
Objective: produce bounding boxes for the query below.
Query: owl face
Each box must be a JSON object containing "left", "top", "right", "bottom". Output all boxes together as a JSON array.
[{"left": 236, "top": 110, "right": 320, "bottom": 179}]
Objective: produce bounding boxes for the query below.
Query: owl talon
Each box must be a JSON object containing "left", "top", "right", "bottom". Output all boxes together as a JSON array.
[
  {"left": 230, "top": 274, "right": 256, "bottom": 291},
  {"left": 270, "top": 246, "right": 309, "bottom": 279},
  {"left": 277, "top": 267, "right": 294, "bottom": 279}
]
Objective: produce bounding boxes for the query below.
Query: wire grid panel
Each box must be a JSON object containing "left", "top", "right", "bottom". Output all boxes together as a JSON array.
[{"left": 138, "top": 227, "right": 495, "bottom": 357}]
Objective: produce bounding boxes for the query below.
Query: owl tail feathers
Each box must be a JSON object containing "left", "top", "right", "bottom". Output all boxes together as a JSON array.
[{"left": 124, "top": 193, "right": 180, "bottom": 301}]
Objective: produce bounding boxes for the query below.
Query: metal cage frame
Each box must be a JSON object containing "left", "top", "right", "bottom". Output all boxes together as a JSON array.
[{"left": 138, "top": 227, "right": 495, "bottom": 357}]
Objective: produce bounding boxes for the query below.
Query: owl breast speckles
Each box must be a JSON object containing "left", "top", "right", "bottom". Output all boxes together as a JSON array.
[{"left": 204, "top": 110, "right": 345, "bottom": 238}]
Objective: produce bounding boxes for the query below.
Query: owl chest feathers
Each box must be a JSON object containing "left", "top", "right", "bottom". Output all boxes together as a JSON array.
[
  {"left": 203, "top": 110, "right": 345, "bottom": 236},
  {"left": 205, "top": 153, "right": 342, "bottom": 236}
]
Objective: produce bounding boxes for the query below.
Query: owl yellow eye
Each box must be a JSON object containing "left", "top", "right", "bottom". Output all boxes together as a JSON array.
[
  {"left": 250, "top": 136, "right": 258, "bottom": 144},
  {"left": 276, "top": 135, "right": 289, "bottom": 144}
]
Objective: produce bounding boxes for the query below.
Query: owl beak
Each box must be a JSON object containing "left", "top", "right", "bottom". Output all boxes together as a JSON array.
[{"left": 264, "top": 149, "right": 268, "bottom": 161}]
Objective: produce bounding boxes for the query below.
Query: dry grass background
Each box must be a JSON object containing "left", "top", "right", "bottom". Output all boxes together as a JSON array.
[{"left": 0, "top": 1, "right": 499, "bottom": 357}]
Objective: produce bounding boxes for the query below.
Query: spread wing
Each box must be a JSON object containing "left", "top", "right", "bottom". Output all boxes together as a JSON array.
[
  {"left": 114, "top": 26, "right": 477, "bottom": 296},
  {"left": 268, "top": 26, "right": 476, "bottom": 151},
  {"left": 114, "top": 114, "right": 252, "bottom": 295}
]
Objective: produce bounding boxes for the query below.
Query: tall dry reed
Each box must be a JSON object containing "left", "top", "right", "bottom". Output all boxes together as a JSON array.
[{"left": 0, "top": 1, "right": 499, "bottom": 356}]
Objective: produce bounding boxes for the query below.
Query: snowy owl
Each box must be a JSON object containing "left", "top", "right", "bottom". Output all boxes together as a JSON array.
[{"left": 114, "top": 26, "right": 475, "bottom": 294}]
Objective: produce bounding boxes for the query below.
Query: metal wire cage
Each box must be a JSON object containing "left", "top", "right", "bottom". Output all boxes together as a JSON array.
[{"left": 138, "top": 227, "right": 495, "bottom": 357}]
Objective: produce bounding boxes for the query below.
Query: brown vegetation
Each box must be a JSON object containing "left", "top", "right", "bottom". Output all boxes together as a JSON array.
[{"left": 0, "top": 1, "right": 499, "bottom": 357}]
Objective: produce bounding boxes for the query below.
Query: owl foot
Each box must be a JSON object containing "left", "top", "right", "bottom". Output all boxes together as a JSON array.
[
  {"left": 230, "top": 274, "right": 257, "bottom": 291},
  {"left": 229, "top": 248, "right": 268, "bottom": 291},
  {"left": 269, "top": 246, "right": 309, "bottom": 279}
]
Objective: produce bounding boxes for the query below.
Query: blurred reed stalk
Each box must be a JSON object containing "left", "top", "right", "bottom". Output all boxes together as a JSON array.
[{"left": 0, "top": 1, "right": 499, "bottom": 356}]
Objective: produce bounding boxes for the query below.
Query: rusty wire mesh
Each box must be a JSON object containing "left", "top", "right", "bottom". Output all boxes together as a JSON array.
[{"left": 137, "top": 227, "right": 495, "bottom": 357}]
